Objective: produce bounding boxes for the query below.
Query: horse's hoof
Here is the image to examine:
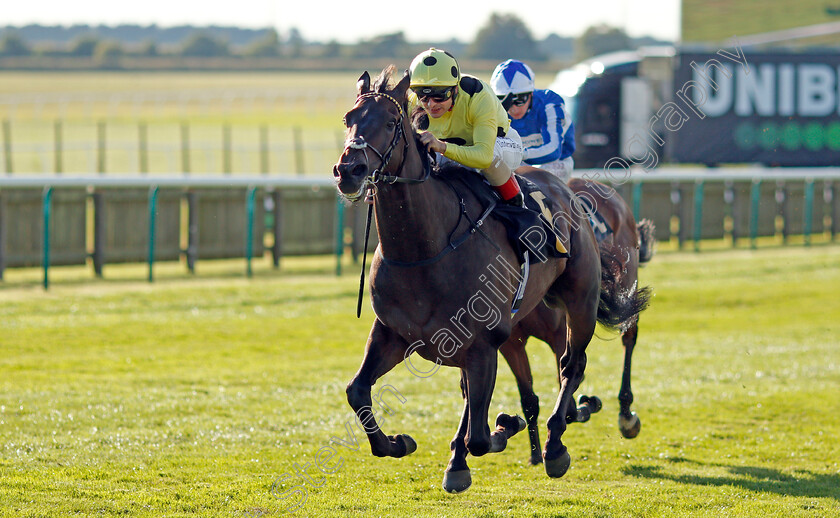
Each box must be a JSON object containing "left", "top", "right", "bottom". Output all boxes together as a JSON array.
[
  {"left": 442, "top": 469, "right": 472, "bottom": 493},
  {"left": 575, "top": 406, "right": 591, "bottom": 423},
  {"left": 495, "top": 413, "right": 527, "bottom": 433},
  {"left": 618, "top": 412, "right": 641, "bottom": 439},
  {"left": 394, "top": 434, "right": 417, "bottom": 456},
  {"left": 528, "top": 453, "right": 543, "bottom": 466},
  {"left": 578, "top": 395, "right": 602, "bottom": 413},
  {"left": 544, "top": 450, "right": 571, "bottom": 478}
]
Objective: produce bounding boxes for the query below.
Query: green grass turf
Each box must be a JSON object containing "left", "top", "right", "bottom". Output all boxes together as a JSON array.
[
  {"left": 682, "top": 0, "right": 840, "bottom": 44},
  {"left": 1, "top": 246, "right": 839, "bottom": 517}
]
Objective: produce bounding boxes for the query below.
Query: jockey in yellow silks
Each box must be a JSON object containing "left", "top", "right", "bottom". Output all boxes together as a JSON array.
[{"left": 407, "top": 48, "right": 525, "bottom": 206}]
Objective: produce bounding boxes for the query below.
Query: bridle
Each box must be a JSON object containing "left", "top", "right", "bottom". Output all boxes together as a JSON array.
[
  {"left": 341, "top": 90, "right": 431, "bottom": 318},
  {"left": 341, "top": 91, "right": 430, "bottom": 198}
]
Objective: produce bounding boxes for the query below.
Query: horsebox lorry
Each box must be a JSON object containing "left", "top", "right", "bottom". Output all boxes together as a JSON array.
[{"left": 550, "top": 45, "right": 840, "bottom": 169}]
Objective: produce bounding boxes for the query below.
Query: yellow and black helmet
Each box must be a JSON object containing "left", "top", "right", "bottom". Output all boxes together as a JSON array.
[{"left": 409, "top": 48, "right": 460, "bottom": 90}]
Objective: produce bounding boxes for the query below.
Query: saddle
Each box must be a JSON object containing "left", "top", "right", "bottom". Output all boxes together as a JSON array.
[{"left": 436, "top": 166, "right": 569, "bottom": 266}]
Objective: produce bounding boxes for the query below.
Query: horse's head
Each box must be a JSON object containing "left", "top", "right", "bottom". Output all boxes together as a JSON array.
[{"left": 333, "top": 66, "right": 411, "bottom": 201}]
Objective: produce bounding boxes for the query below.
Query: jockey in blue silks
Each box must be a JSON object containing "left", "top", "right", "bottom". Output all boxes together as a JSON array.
[{"left": 490, "top": 59, "right": 576, "bottom": 182}]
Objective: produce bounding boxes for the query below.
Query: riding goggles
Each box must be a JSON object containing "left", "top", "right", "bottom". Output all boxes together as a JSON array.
[
  {"left": 412, "top": 86, "right": 454, "bottom": 103},
  {"left": 498, "top": 92, "right": 531, "bottom": 109}
]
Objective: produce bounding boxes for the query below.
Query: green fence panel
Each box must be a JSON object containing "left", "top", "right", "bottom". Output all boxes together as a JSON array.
[
  {"left": 629, "top": 181, "right": 673, "bottom": 242},
  {"left": 190, "top": 188, "right": 265, "bottom": 260},
  {"left": 0, "top": 187, "right": 86, "bottom": 267},
  {"left": 276, "top": 187, "right": 337, "bottom": 256},
  {"left": 94, "top": 187, "right": 181, "bottom": 265}
]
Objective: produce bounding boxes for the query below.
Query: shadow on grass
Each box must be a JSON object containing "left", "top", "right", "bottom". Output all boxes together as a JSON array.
[{"left": 623, "top": 458, "right": 840, "bottom": 500}]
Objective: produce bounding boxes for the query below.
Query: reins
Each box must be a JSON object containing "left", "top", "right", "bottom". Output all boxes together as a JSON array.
[{"left": 348, "top": 90, "right": 494, "bottom": 317}]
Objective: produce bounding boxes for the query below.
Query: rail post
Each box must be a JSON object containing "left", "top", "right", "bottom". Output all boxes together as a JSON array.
[
  {"left": 97, "top": 120, "right": 106, "bottom": 174},
  {"left": 148, "top": 186, "right": 159, "bottom": 282},
  {"left": 223, "top": 123, "right": 232, "bottom": 175},
  {"left": 42, "top": 187, "right": 53, "bottom": 290},
  {"left": 139, "top": 121, "right": 149, "bottom": 174},
  {"left": 54, "top": 120, "right": 63, "bottom": 174},
  {"left": 245, "top": 186, "right": 256, "bottom": 278},
  {"left": 802, "top": 178, "right": 814, "bottom": 246},
  {"left": 260, "top": 125, "right": 269, "bottom": 175},
  {"left": 293, "top": 126, "right": 304, "bottom": 176},
  {"left": 693, "top": 179, "right": 704, "bottom": 252},
  {"left": 750, "top": 178, "right": 761, "bottom": 249},
  {"left": 2, "top": 118, "right": 12, "bottom": 174}
]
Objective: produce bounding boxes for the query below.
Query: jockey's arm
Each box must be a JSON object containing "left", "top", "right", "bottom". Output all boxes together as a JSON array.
[{"left": 442, "top": 120, "right": 497, "bottom": 170}]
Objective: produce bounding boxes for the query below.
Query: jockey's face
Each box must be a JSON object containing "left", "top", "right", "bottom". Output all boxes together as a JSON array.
[
  {"left": 420, "top": 87, "right": 456, "bottom": 118},
  {"left": 507, "top": 93, "right": 531, "bottom": 120}
]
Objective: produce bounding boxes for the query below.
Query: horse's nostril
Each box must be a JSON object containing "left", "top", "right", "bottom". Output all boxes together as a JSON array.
[
  {"left": 332, "top": 165, "right": 341, "bottom": 178},
  {"left": 351, "top": 163, "right": 368, "bottom": 178}
]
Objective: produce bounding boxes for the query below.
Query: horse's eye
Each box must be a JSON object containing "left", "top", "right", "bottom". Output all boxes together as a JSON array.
[
  {"left": 342, "top": 117, "right": 348, "bottom": 127},
  {"left": 386, "top": 120, "right": 396, "bottom": 129}
]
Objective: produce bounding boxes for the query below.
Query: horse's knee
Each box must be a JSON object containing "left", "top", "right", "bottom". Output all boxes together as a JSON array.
[{"left": 346, "top": 378, "right": 369, "bottom": 410}]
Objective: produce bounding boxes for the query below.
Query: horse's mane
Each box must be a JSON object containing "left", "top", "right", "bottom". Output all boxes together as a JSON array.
[{"left": 373, "top": 65, "right": 399, "bottom": 93}]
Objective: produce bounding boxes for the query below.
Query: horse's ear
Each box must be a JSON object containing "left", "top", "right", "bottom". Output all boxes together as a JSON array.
[
  {"left": 394, "top": 69, "right": 411, "bottom": 99},
  {"left": 357, "top": 71, "right": 371, "bottom": 96}
]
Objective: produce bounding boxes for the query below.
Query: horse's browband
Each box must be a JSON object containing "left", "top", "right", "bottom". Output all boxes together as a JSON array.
[{"left": 357, "top": 92, "right": 404, "bottom": 118}]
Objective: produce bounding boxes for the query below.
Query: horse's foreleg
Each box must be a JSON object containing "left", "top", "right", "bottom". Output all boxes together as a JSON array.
[
  {"left": 543, "top": 300, "right": 595, "bottom": 478},
  {"left": 618, "top": 320, "right": 642, "bottom": 439},
  {"left": 500, "top": 333, "right": 542, "bottom": 465},
  {"left": 443, "top": 374, "right": 472, "bottom": 493},
  {"left": 463, "top": 345, "right": 526, "bottom": 458},
  {"left": 346, "top": 319, "right": 416, "bottom": 458}
]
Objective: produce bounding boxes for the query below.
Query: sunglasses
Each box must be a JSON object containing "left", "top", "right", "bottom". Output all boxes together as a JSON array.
[
  {"left": 413, "top": 87, "right": 454, "bottom": 103},
  {"left": 498, "top": 93, "right": 531, "bottom": 110}
]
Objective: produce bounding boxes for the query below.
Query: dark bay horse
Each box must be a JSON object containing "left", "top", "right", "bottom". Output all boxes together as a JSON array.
[
  {"left": 500, "top": 177, "right": 655, "bottom": 465},
  {"left": 332, "top": 66, "right": 647, "bottom": 493}
]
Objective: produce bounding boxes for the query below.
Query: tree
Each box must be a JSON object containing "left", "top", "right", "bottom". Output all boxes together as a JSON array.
[
  {"left": 138, "top": 40, "right": 159, "bottom": 57},
  {"left": 287, "top": 28, "right": 304, "bottom": 58},
  {"left": 351, "top": 32, "right": 410, "bottom": 58},
  {"left": 68, "top": 34, "right": 100, "bottom": 57},
  {"left": 181, "top": 32, "right": 230, "bottom": 57},
  {"left": 244, "top": 29, "right": 281, "bottom": 57},
  {"left": 319, "top": 40, "right": 342, "bottom": 58},
  {"left": 94, "top": 41, "right": 124, "bottom": 68},
  {"left": 466, "top": 13, "right": 543, "bottom": 61},
  {"left": 0, "top": 31, "right": 31, "bottom": 57},
  {"left": 575, "top": 25, "right": 631, "bottom": 61}
]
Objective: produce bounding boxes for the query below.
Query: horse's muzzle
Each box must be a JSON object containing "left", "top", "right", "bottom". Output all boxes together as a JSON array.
[{"left": 333, "top": 161, "right": 369, "bottom": 200}]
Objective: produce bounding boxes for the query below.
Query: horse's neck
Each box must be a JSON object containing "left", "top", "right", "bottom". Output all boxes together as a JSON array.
[{"left": 373, "top": 156, "right": 459, "bottom": 263}]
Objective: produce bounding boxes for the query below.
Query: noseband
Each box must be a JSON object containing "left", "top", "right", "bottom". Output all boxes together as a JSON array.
[{"left": 342, "top": 92, "right": 429, "bottom": 190}]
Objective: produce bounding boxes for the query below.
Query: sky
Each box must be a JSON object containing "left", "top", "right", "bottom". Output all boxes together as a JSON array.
[{"left": 3, "top": 0, "right": 681, "bottom": 43}]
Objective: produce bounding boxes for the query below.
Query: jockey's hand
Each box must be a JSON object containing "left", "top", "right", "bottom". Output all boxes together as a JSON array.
[{"left": 418, "top": 131, "right": 446, "bottom": 154}]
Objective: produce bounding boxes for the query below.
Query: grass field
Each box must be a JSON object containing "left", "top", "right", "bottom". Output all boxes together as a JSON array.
[{"left": 2, "top": 245, "right": 840, "bottom": 517}]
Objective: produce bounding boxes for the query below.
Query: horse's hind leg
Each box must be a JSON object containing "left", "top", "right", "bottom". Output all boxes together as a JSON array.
[
  {"left": 346, "top": 320, "right": 417, "bottom": 458},
  {"left": 543, "top": 293, "right": 597, "bottom": 478},
  {"left": 618, "top": 320, "right": 642, "bottom": 438},
  {"left": 499, "top": 331, "right": 543, "bottom": 465}
]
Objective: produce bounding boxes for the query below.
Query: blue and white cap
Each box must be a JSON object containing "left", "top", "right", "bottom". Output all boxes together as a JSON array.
[{"left": 490, "top": 59, "right": 536, "bottom": 96}]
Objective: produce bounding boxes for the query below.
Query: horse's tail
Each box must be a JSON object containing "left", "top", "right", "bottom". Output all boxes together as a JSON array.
[
  {"left": 596, "top": 242, "right": 652, "bottom": 333},
  {"left": 637, "top": 219, "right": 656, "bottom": 265}
]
